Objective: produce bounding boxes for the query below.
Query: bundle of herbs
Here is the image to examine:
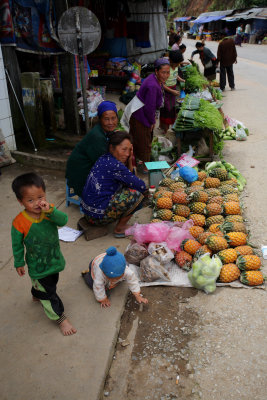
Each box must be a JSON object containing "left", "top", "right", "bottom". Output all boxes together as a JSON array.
[
  {"left": 181, "top": 64, "right": 208, "bottom": 93},
  {"left": 173, "top": 95, "right": 223, "bottom": 133}
]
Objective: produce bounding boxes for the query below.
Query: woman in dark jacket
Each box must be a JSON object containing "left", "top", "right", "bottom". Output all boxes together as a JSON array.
[{"left": 191, "top": 42, "right": 217, "bottom": 81}]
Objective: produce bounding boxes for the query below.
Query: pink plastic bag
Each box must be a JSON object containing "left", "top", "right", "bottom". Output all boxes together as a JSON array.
[
  {"left": 165, "top": 220, "right": 194, "bottom": 251},
  {"left": 125, "top": 222, "right": 171, "bottom": 244}
]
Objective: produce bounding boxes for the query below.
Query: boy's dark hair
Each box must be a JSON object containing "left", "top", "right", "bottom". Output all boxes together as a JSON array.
[
  {"left": 109, "top": 131, "right": 132, "bottom": 148},
  {"left": 179, "top": 44, "right": 186, "bottom": 50},
  {"left": 169, "top": 50, "right": 184, "bottom": 64},
  {"left": 196, "top": 41, "right": 204, "bottom": 49},
  {"left": 12, "top": 173, "right": 46, "bottom": 200}
]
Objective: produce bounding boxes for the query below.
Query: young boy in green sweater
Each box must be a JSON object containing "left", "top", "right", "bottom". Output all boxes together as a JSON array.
[{"left": 11, "top": 173, "right": 76, "bottom": 336}]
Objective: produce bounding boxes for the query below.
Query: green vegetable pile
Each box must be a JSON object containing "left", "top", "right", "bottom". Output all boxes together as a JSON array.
[
  {"left": 173, "top": 95, "right": 224, "bottom": 133},
  {"left": 181, "top": 64, "right": 208, "bottom": 93},
  {"left": 210, "top": 87, "right": 223, "bottom": 100}
]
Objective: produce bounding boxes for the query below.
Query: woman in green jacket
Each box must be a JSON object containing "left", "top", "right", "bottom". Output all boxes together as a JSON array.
[{"left": 66, "top": 101, "right": 119, "bottom": 196}]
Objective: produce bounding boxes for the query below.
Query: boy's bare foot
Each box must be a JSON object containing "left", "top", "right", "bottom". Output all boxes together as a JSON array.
[
  {"left": 32, "top": 296, "right": 40, "bottom": 302},
  {"left": 59, "top": 318, "right": 77, "bottom": 336}
]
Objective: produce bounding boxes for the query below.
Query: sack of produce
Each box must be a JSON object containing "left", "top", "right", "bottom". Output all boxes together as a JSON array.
[
  {"left": 188, "top": 254, "right": 222, "bottom": 294},
  {"left": 235, "top": 124, "right": 247, "bottom": 141},
  {"left": 124, "top": 243, "right": 148, "bottom": 265},
  {"left": 139, "top": 256, "right": 171, "bottom": 282},
  {"left": 147, "top": 242, "right": 174, "bottom": 265}
]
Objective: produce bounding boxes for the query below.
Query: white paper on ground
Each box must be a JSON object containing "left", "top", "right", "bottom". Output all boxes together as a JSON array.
[
  {"left": 58, "top": 226, "right": 83, "bottom": 242},
  {"left": 129, "top": 262, "right": 265, "bottom": 290}
]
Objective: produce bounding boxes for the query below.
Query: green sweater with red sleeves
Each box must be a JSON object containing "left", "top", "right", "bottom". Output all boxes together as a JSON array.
[{"left": 11, "top": 207, "right": 68, "bottom": 279}]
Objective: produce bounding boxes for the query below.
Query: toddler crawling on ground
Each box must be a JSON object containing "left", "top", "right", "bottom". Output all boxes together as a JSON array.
[{"left": 82, "top": 246, "right": 148, "bottom": 308}]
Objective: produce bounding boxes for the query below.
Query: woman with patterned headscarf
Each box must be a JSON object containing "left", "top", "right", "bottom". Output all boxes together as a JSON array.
[{"left": 66, "top": 101, "right": 118, "bottom": 197}]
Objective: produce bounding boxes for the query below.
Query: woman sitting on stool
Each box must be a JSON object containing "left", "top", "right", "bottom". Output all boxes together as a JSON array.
[{"left": 81, "top": 131, "right": 147, "bottom": 238}]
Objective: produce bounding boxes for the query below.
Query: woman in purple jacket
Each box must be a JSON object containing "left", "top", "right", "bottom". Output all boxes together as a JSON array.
[{"left": 129, "top": 58, "right": 170, "bottom": 169}]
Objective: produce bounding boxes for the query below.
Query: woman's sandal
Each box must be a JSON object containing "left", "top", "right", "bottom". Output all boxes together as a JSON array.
[{"left": 114, "top": 232, "right": 126, "bottom": 238}]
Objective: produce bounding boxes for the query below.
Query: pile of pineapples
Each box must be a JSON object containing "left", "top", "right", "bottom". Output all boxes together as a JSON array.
[{"left": 151, "top": 167, "right": 264, "bottom": 287}]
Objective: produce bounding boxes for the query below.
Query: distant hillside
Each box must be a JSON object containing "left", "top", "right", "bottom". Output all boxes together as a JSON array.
[{"left": 168, "top": 0, "right": 267, "bottom": 23}]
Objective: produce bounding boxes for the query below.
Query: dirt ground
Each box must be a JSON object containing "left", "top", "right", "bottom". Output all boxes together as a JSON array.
[{"left": 101, "top": 40, "right": 267, "bottom": 400}]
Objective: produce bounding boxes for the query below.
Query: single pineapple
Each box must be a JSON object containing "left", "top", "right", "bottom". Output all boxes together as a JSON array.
[
  {"left": 204, "top": 177, "right": 221, "bottom": 188},
  {"left": 204, "top": 202, "right": 223, "bottom": 216},
  {"left": 223, "top": 193, "right": 240, "bottom": 202},
  {"left": 189, "top": 202, "right": 206, "bottom": 214},
  {"left": 206, "top": 215, "right": 224, "bottom": 228},
  {"left": 219, "top": 264, "right": 240, "bottom": 282},
  {"left": 160, "top": 177, "right": 173, "bottom": 187},
  {"left": 209, "top": 168, "right": 228, "bottom": 181},
  {"left": 208, "top": 195, "right": 224, "bottom": 205},
  {"left": 225, "top": 214, "right": 244, "bottom": 223},
  {"left": 172, "top": 191, "right": 189, "bottom": 205},
  {"left": 220, "top": 185, "right": 238, "bottom": 195},
  {"left": 150, "top": 218, "right": 162, "bottom": 223},
  {"left": 190, "top": 180, "right": 203, "bottom": 187},
  {"left": 185, "top": 186, "right": 203, "bottom": 195},
  {"left": 181, "top": 239, "right": 202, "bottom": 255},
  {"left": 198, "top": 170, "right": 207, "bottom": 181},
  {"left": 189, "top": 213, "right": 206, "bottom": 227},
  {"left": 169, "top": 182, "right": 186, "bottom": 192},
  {"left": 175, "top": 251, "right": 192, "bottom": 271},
  {"left": 189, "top": 190, "right": 208, "bottom": 203},
  {"left": 221, "top": 221, "right": 247, "bottom": 234},
  {"left": 193, "top": 245, "right": 212, "bottom": 261},
  {"left": 156, "top": 197, "right": 173, "bottom": 210},
  {"left": 235, "top": 245, "right": 254, "bottom": 256},
  {"left": 218, "top": 248, "right": 238, "bottom": 264},
  {"left": 220, "top": 179, "right": 238, "bottom": 187},
  {"left": 237, "top": 255, "right": 261, "bottom": 271},
  {"left": 226, "top": 232, "right": 247, "bottom": 247},
  {"left": 223, "top": 201, "right": 241, "bottom": 215},
  {"left": 154, "top": 189, "right": 172, "bottom": 200},
  {"left": 173, "top": 204, "right": 190, "bottom": 218},
  {"left": 240, "top": 271, "right": 264, "bottom": 286},
  {"left": 205, "top": 188, "right": 221, "bottom": 198},
  {"left": 208, "top": 223, "right": 221, "bottom": 233},
  {"left": 154, "top": 209, "right": 173, "bottom": 221},
  {"left": 205, "top": 235, "right": 229, "bottom": 252},
  {"left": 189, "top": 225, "right": 204, "bottom": 239},
  {"left": 172, "top": 215, "right": 187, "bottom": 222},
  {"left": 197, "top": 231, "right": 213, "bottom": 245}
]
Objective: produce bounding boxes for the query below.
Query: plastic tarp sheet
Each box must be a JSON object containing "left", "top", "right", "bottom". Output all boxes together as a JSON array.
[
  {"left": 126, "top": 0, "right": 168, "bottom": 64},
  {"left": 223, "top": 8, "right": 267, "bottom": 21},
  {"left": 193, "top": 9, "right": 233, "bottom": 25},
  {"left": 174, "top": 17, "right": 193, "bottom": 22}
]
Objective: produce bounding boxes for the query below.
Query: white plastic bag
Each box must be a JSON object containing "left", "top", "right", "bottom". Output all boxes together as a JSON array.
[
  {"left": 139, "top": 256, "right": 171, "bottom": 282},
  {"left": 147, "top": 242, "right": 174, "bottom": 265},
  {"left": 235, "top": 126, "right": 247, "bottom": 141},
  {"left": 188, "top": 254, "right": 222, "bottom": 294}
]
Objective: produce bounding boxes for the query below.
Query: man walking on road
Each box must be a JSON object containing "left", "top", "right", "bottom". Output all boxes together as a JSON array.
[{"left": 217, "top": 35, "right": 237, "bottom": 91}]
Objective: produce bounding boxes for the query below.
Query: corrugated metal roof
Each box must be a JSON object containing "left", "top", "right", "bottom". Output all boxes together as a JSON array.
[
  {"left": 193, "top": 9, "right": 234, "bottom": 24},
  {"left": 223, "top": 7, "right": 267, "bottom": 21}
]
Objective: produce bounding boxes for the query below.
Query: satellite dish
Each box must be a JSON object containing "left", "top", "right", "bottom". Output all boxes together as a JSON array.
[
  {"left": 58, "top": 7, "right": 102, "bottom": 132},
  {"left": 58, "top": 7, "right": 101, "bottom": 55}
]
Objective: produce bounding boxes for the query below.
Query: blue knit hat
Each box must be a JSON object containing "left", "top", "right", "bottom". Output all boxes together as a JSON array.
[{"left": 100, "top": 246, "right": 126, "bottom": 278}]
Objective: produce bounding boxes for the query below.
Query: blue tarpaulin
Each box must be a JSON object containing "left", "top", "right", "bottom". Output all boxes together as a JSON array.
[
  {"left": 193, "top": 15, "right": 226, "bottom": 24},
  {"left": 174, "top": 17, "right": 192, "bottom": 22}
]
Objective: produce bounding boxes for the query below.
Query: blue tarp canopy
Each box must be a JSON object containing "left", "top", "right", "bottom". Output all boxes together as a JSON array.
[
  {"left": 193, "top": 10, "right": 233, "bottom": 25},
  {"left": 174, "top": 16, "right": 192, "bottom": 22},
  {"left": 194, "top": 15, "right": 226, "bottom": 24}
]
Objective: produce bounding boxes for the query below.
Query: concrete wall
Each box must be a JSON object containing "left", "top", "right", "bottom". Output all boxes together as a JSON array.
[{"left": 0, "top": 45, "right": 16, "bottom": 150}]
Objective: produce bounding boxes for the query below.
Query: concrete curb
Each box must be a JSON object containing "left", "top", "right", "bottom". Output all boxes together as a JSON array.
[{"left": 11, "top": 150, "right": 66, "bottom": 171}]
